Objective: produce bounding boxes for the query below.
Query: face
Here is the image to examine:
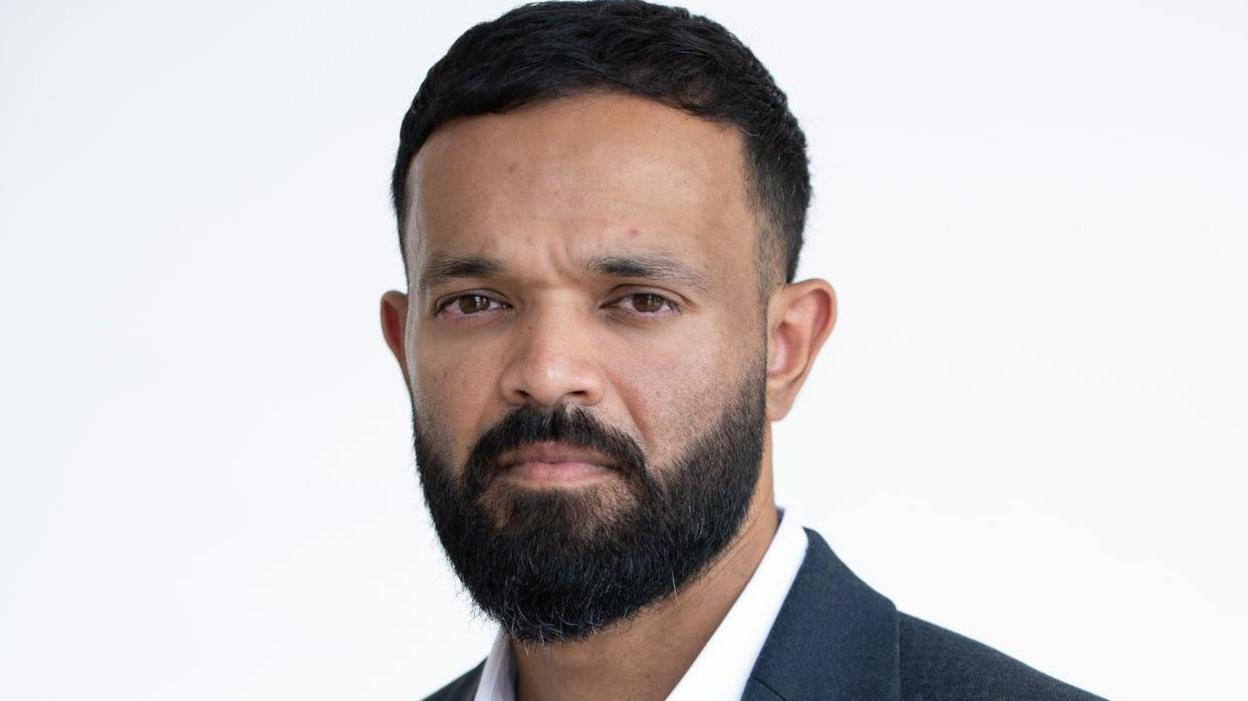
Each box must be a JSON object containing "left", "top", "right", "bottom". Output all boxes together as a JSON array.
[{"left": 391, "top": 93, "right": 773, "bottom": 642}]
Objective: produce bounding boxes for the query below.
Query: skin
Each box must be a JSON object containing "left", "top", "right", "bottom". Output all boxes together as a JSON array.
[{"left": 380, "top": 92, "right": 836, "bottom": 700}]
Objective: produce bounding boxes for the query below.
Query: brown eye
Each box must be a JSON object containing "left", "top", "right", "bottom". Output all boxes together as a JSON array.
[
  {"left": 629, "top": 293, "right": 669, "bottom": 313},
  {"left": 456, "top": 294, "right": 494, "bottom": 314}
]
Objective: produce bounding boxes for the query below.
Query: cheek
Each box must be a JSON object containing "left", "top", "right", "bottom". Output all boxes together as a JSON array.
[
  {"left": 411, "top": 340, "right": 502, "bottom": 465},
  {"left": 613, "top": 319, "right": 747, "bottom": 465}
]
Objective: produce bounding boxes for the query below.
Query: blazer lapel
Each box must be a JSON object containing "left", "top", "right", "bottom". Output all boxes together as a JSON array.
[
  {"left": 742, "top": 528, "right": 901, "bottom": 701},
  {"left": 424, "top": 660, "right": 484, "bottom": 701}
]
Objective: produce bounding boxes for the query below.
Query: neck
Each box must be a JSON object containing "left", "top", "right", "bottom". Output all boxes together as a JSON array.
[{"left": 512, "top": 439, "right": 779, "bottom": 701}]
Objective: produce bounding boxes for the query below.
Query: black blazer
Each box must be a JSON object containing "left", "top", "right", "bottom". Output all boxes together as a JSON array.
[{"left": 424, "top": 529, "right": 1106, "bottom": 700}]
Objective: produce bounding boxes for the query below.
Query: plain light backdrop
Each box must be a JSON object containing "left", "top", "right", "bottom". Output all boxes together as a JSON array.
[{"left": 2, "top": 1, "right": 1245, "bottom": 699}]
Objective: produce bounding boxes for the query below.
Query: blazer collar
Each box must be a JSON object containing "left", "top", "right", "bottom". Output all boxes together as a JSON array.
[{"left": 742, "top": 528, "right": 900, "bottom": 701}]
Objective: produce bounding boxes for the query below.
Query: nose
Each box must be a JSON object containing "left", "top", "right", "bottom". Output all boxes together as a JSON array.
[{"left": 499, "top": 301, "right": 605, "bottom": 409}]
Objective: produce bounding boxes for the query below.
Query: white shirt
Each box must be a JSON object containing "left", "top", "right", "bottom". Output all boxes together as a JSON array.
[{"left": 472, "top": 507, "right": 809, "bottom": 701}]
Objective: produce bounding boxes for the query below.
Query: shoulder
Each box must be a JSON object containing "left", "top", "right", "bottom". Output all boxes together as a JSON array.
[
  {"left": 898, "top": 613, "right": 1105, "bottom": 700},
  {"left": 421, "top": 660, "right": 484, "bottom": 701}
]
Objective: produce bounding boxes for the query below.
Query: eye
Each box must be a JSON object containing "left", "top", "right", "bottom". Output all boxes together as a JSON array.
[
  {"left": 613, "top": 292, "right": 678, "bottom": 315},
  {"left": 437, "top": 293, "right": 506, "bottom": 318}
]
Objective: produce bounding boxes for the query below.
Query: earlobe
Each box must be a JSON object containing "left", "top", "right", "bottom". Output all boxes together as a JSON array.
[
  {"left": 380, "top": 290, "right": 411, "bottom": 379},
  {"left": 764, "top": 280, "right": 837, "bottom": 421}
]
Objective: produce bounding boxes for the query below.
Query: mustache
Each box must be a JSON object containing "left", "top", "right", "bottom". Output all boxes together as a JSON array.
[{"left": 462, "top": 405, "right": 648, "bottom": 492}]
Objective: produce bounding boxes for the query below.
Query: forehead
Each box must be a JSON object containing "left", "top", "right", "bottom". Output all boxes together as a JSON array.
[{"left": 402, "top": 92, "right": 758, "bottom": 280}]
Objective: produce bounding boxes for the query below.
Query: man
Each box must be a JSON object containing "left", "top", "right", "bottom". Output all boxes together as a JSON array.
[{"left": 380, "top": 2, "right": 1104, "bottom": 699}]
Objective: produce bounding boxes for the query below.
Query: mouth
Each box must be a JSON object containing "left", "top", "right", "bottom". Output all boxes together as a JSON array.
[{"left": 498, "top": 441, "right": 617, "bottom": 486}]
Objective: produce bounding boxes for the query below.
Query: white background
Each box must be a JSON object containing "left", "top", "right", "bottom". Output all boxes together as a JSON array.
[{"left": 2, "top": 1, "right": 1244, "bottom": 698}]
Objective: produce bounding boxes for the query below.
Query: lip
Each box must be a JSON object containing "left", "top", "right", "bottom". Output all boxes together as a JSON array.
[
  {"left": 499, "top": 442, "right": 616, "bottom": 485},
  {"left": 500, "top": 441, "right": 616, "bottom": 469}
]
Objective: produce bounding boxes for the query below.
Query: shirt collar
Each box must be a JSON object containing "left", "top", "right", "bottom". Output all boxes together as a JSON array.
[
  {"left": 472, "top": 626, "right": 515, "bottom": 701},
  {"left": 472, "top": 506, "right": 807, "bottom": 701},
  {"left": 743, "top": 527, "right": 900, "bottom": 700},
  {"left": 666, "top": 505, "right": 808, "bottom": 700}
]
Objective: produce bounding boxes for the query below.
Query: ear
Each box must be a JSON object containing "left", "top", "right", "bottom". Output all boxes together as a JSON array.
[
  {"left": 379, "top": 290, "right": 411, "bottom": 380},
  {"left": 764, "top": 279, "right": 837, "bottom": 421}
]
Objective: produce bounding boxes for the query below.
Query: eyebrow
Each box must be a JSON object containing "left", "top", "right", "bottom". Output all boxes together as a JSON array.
[
  {"left": 417, "top": 253, "right": 506, "bottom": 294},
  {"left": 417, "top": 251, "right": 711, "bottom": 294},
  {"left": 586, "top": 254, "right": 711, "bottom": 293}
]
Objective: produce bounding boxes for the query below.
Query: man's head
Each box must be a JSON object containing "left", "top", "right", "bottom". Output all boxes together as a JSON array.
[{"left": 380, "top": 0, "right": 836, "bottom": 644}]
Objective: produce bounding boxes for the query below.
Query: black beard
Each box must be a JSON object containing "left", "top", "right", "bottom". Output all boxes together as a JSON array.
[{"left": 411, "top": 361, "right": 766, "bottom": 645}]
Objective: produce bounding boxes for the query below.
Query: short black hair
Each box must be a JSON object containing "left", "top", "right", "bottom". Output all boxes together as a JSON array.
[{"left": 391, "top": 0, "right": 810, "bottom": 286}]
